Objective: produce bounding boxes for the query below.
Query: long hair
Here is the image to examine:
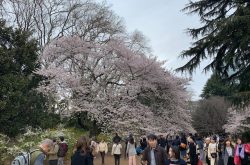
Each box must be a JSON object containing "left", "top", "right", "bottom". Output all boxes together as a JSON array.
[
  {"left": 129, "top": 137, "right": 134, "bottom": 144},
  {"left": 73, "top": 136, "right": 90, "bottom": 155},
  {"left": 224, "top": 138, "right": 234, "bottom": 149},
  {"left": 170, "top": 146, "right": 180, "bottom": 159}
]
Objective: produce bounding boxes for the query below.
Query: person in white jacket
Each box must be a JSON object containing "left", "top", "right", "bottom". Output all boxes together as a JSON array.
[
  {"left": 208, "top": 136, "right": 218, "bottom": 165},
  {"left": 112, "top": 142, "right": 122, "bottom": 165},
  {"left": 98, "top": 139, "right": 108, "bottom": 165}
]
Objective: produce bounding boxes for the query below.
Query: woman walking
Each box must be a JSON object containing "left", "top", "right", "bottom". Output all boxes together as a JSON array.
[
  {"left": 71, "top": 136, "right": 94, "bottom": 165},
  {"left": 166, "top": 146, "right": 186, "bottom": 165},
  {"left": 126, "top": 137, "right": 137, "bottom": 165},
  {"left": 234, "top": 137, "right": 245, "bottom": 165},
  {"left": 98, "top": 139, "right": 108, "bottom": 165},
  {"left": 208, "top": 136, "right": 218, "bottom": 165},
  {"left": 204, "top": 137, "right": 211, "bottom": 165},
  {"left": 112, "top": 141, "right": 122, "bottom": 165},
  {"left": 188, "top": 136, "right": 198, "bottom": 165},
  {"left": 223, "top": 139, "right": 234, "bottom": 165}
]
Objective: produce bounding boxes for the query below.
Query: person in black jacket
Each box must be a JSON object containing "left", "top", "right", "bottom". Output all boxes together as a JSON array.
[
  {"left": 141, "top": 134, "right": 167, "bottom": 165},
  {"left": 71, "top": 136, "right": 93, "bottom": 165},
  {"left": 180, "top": 134, "right": 188, "bottom": 159},
  {"left": 158, "top": 135, "right": 167, "bottom": 149},
  {"left": 113, "top": 133, "right": 122, "bottom": 144},
  {"left": 172, "top": 135, "right": 181, "bottom": 147},
  {"left": 187, "top": 136, "right": 198, "bottom": 165},
  {"left": 140, "top": 137, "right": 147, "bottom": 150}
]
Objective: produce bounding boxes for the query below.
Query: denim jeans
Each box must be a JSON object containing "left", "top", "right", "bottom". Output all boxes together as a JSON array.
[{"left": 57, "top": 157, "right": 64, "bottom": 165}]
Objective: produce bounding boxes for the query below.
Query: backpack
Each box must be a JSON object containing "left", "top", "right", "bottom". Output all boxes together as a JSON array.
[
  {"left": 57, "top": 143, "right": 68, "bottom": 157},
  {"left": 11, "top": 152, "right": 30, "bottom": 165},
  {"left": 11, "top": 149, "right": 41, "bottom": 165}
]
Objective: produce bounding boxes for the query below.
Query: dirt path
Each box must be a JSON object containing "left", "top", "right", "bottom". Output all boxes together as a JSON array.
[
  {"left": 4, "top": 153, "right": 141, "bottom": 165},
  {"left": 94, "top": 153, "right": 141, "bottom": 165},
  {"left": 64, "top": 153, "right": 142, "bottom": 165}
]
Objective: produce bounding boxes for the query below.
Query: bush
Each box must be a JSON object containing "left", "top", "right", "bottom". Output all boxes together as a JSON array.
[{"left": 1, "top": 125, "right": 87, "bottom": 162}]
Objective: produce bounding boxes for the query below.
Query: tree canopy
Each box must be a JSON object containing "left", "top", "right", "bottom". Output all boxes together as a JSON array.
[
  {"left": 0, "top": 20, "right": 59, "bottom": 137},
  {"left": 36, "top": 36, "right": 194, "bottom": 134},
  {"left": 192, "top": 96, "right": 229, "bottom": 135},
  {"left": 177, "top": 0, "right": 250, "bottom": 105},
  {"left": 201, "top": 73, "right": 237, "bottom": 99}
]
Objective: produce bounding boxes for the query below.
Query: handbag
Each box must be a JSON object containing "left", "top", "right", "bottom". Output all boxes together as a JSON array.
[
  {"left": 198, "top": 159, "right": 203, "bottom": 165},
  {"left": 234, "top": 155, "right": 241, "bottom": 165},
  {"left": 211, "top": 153, "right": 217, "bottom": 158}
]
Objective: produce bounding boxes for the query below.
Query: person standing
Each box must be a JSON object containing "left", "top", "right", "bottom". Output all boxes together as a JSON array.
[
  {"left": 187, "top": 136, "right": 198, "bottom": 165},
  {"left": 166, "top": 146, "right": 186, "bottom": 165},
  {"left": 180, "top": 134, "right": 188, "bottom": 159},
  {"left": 158, "top": 135, "right": 167, "bottom": 149},
  {"left": 218, "top": 138, "right": 225, "bottom": 165},
  {"left": 112, "top": 141, "right": 122, "bottom": 165},
  {"left": 234, "top": 137, "right": 245, "bottom": 165},
  {"left": 30, "top": 139, "right": 54, "bottom": 165},
  {"left": 113, "top": 133, "right": 122, "bottom": 144},
  {"left": 48, "top": 138, "right": 59, "bottom": 165},
  {"left": 141, "top": 134, "right": 166, "bottom": 165},
  {"left": 98, "top": 139, "right": 108, "bottom": 165},
  {"left": 208, "top": 136, "right": 218, "bottom": 165},
  {"left": 195, "top": 136, "right": 204, "bottom": 162},
  {"left": 126, "top": 137, "right": 137, "bottom": 165},
  {"left": 204, "top": 137, "right": 211, "bottom": 165},
  {"left": 57, "top": 136, "right": 68, "bottom": 165},
  {"left": 71, "top": 136, "right": 93, "bottom": 165},
  {"left": 125, "top": 133, "right": 133, "bottom": 158},
  {"left": 172, "top": 135, "right": 181, "bottom": 147},
  {"left": 223, "top": 139, "right": 234, "bottom": 165}
]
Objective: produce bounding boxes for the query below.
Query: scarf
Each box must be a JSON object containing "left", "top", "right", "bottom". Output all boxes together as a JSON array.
[{"left": 236, "top": 144, "right": 245, "bottom": 159}]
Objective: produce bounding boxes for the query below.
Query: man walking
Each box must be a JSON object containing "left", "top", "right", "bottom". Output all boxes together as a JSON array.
[{"left": 141, "top": 134, "right": 167, "bottom": 165}]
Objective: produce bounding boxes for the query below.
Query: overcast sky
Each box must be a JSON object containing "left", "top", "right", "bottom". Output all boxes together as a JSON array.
[{"left": 102, "top": 0, "right": 212, "bottom": 100}]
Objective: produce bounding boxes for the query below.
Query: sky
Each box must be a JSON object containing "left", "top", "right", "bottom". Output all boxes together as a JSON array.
[{"left": 102, "top": 0, "right": 212, "bottom": 100}]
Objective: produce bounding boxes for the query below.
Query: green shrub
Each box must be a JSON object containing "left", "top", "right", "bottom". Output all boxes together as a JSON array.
[{"left": 1, "top": 125, "right": 87, "bottom": 162}]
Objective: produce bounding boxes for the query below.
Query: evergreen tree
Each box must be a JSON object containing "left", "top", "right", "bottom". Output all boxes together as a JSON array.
[
  {"left": 177, "top": 0, "right": 250, "bottom": 105},
  {"left": 0, "top": 20, "right": 59, "bottom": 137},
  {"left": 201, "top": 73, "right": 237, "bottom": 99}
]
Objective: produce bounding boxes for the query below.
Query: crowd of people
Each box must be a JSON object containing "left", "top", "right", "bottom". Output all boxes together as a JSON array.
[
  {"left": 20, "top": 132, "right": 250, "bottom": 165},
  {"left": 109, "top": 132, "right": 250, "bottom": 165}
]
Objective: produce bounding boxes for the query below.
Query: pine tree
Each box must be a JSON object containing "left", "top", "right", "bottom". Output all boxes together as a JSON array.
[
  {"left": 201, "top": 73, "right": 237, "bottom": 99},
  {"left": 0, "top": 20, "right": 59, "bottom": 137},
  {"left": 177, "top": 0, "right": 250, "bottom": 105}
]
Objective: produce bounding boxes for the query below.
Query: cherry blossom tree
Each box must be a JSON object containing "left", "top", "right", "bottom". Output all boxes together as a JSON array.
[
  {"left": 36, "top": 35, "right": 194, "bottom": 134},
  {"left": 223, "top": 107, "right": 250, "bottom": 134}
]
